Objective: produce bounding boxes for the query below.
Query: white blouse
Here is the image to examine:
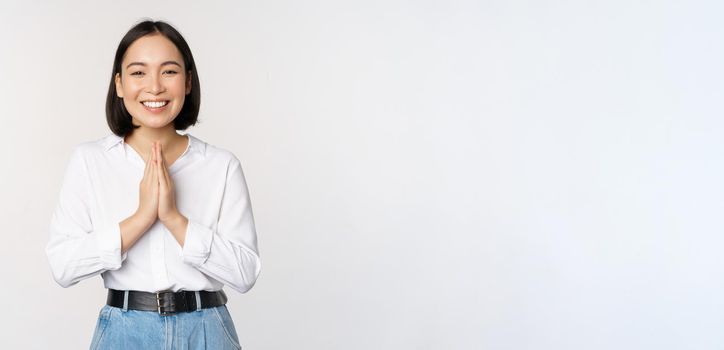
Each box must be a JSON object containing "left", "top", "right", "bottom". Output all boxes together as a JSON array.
[{"left": 45, "top": 133, "right": 261, "bottom": 294}]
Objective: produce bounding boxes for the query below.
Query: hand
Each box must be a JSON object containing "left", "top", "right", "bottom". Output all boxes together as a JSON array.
[
  {"left": 155, "top": 141, "right": 181, "bottom": 224},
  {"left": 136, "top": 143, "right": 160, "bottom": 224}
]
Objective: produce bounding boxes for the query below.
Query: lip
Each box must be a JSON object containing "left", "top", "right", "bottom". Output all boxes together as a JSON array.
[{"left": 141, "top": 101, "right": 169, "bottom": 113}]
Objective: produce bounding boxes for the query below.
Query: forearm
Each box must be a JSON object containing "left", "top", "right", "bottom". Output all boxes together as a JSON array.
[
  {"left": 180, "top": 218, "right": 261, "bottom": 293},
  {"left": 162, "top": 211, "right": 189, "bottom": 248},
  {"left": 120, "top": 212, "right": 155, "bottom": 254}
]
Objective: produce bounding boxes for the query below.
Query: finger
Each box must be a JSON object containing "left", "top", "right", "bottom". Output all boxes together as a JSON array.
[
  {"left": 159, "top": 143, "right": 172, "bottom": 186},
  {"left": 149, "top": 143, "right": 154, "bottom": 164},
  {"left": 155, "top": 141, "right": 161, "bottom": 170},
  {"left": 143, "top": 147, "right": 152, "bottom": 180},
  {"left": 153, "top": 143, "right": 162, "bottom": 164},
  {"left": 146, "top": 143, "right": 154, "bottom": 182},
  {"left": 164, "top": 160, "right": 172, "bottom": 189},
  {"left": 151, "top": 145, "right": 158, "bottom": 184},
  {"left": 152, "top": 166, "right": 159, "bottom": 195},
  {"left": 155, "top": 143, "right": 167, "bottom": 190}
]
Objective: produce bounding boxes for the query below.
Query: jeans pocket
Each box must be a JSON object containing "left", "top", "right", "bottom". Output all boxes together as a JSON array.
[
  {"left": 89, "top": 305, "right": 113, "bottom": 350},
  {"left": 211, "top": 305, "right": 242, "bottom": 350}
]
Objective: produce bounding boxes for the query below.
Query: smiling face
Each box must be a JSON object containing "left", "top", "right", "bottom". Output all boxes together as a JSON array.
[{"left": 114, "top": 33, "right": 192, "bottom": 130}]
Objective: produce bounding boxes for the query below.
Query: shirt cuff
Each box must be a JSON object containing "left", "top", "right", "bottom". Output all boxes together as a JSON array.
[
  {"left": 96, "top": 222, "right": 126, "bottom": 270},
  {"left": 182, "top": 219, "right": 213, "bottom": 267}
]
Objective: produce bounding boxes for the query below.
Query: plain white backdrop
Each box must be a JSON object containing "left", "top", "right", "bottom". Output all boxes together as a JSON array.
[{"left": 1, "top": 0, "right": 723, "bottom": 349}]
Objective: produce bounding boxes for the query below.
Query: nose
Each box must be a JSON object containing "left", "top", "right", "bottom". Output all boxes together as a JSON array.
[{"left": 147, "top": 72, "right": 164, "bottom": 94}]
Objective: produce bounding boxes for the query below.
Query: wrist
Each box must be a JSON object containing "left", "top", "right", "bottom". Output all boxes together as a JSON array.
[
  {"left": 161, "top": 211, "right": 189, "bottom": 247},
  {"left": 162, "top": 210, "right": 186, "bottom": 227},
  {"left": 134, "top": 210, "right": 156, "bottom": 226}
]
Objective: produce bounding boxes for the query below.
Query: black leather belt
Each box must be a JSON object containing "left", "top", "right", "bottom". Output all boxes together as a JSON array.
[{"left": 106, "top": 289, "right": 227, "bottom": 316}]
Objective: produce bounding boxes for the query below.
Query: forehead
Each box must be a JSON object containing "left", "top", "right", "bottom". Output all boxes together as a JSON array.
[{"left": 122, "top": 34, "right": 184, "bottom": 67}]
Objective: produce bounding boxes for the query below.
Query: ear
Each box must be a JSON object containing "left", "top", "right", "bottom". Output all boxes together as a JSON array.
[
  {"left": 186, "top": 70, "right": 192, "bottom": 95},
  {"left": 115, "top": 72, "right": 124, "bottom": 98}
]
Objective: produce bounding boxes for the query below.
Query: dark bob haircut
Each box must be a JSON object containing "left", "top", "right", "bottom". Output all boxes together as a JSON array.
[{"left": 106, "top": 20, "right": 201, "bottom": 137}]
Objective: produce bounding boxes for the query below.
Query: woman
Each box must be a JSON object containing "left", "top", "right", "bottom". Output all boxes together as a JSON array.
[{"left": 45, "top": 19, "right": 261, "bottom": 349}]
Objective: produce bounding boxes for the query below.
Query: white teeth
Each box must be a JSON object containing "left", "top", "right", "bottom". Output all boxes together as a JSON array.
[{"left": 143, "top": 101, "right": 168, "bottom": 108}]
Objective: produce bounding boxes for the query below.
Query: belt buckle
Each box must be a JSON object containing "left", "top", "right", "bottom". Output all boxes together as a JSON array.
[{"left": 155, "top": 290, "right": 176, "bottom": 316}]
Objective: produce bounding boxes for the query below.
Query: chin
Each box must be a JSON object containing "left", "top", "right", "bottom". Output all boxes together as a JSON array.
[{"left": 131, "top": 118, "right": 169, "bottom": 129}]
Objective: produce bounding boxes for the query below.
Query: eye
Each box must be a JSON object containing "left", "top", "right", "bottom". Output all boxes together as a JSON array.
[
  {"left": 130, "top": 71, "right": 144, "bottom": 76},
  {"left": 163, "top": 70, "right": 178, "bottom": 75}
]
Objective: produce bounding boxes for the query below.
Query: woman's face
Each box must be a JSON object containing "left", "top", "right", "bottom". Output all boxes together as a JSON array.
[{"left": 115, "top": 33, "right": 192, "bottom": 130}]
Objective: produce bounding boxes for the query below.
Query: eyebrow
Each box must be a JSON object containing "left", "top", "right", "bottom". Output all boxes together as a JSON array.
[{"left": 125, "top": 61, "right": 182, "bottom": 70}]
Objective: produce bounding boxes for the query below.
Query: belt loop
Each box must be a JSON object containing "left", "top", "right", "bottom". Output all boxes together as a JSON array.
[
  {"left": 195, "top": 291, "right": 202, "bottom": 311},
  {"left": 122, "top": 290, "right": 129, "bottom": 312}
]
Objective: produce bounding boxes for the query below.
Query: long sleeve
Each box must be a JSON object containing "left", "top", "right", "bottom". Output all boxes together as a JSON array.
[
  {"left": 181, "top": 157, "right": 261, "bottom": 293},
  {"left": 46, "top": 146, "right": 128, "bottom": 288}
]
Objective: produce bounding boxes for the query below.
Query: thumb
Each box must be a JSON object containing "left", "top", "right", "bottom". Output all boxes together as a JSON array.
[{"left": 151, "top": 159, "right": 160, "bottom": 195}]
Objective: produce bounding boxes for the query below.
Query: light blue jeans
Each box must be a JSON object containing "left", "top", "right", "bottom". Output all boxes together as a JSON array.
[{"left": 89, "top": 304, "right": 242, "bottom": 349}]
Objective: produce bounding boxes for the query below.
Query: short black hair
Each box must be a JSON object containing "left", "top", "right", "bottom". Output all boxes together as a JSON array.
[{"left": 106, "top": 19, "right": 201, "bottom": 136}]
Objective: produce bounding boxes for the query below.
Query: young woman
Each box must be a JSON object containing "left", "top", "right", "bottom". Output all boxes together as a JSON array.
[{"left": 45, "top": 20, "right": 261, "bottom": 349}]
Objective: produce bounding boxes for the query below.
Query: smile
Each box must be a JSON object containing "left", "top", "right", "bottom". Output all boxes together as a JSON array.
[
  {"left": 141, "top": 100, "right": 169, "bottom": 113},
  {"left": 142, "top": 100, "right": 169, "bottom": 108}
]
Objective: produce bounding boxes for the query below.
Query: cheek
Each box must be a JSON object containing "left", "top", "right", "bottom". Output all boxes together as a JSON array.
[
  {"left": 173, "top": 96, "right": 186, "bottom": 110},
  {"left": 122, "top": 99, "right": 141, "bottom": 116},
  {"left": 171, "top": 78, "right": 188, "bottom": 93},
  {"left": 120, "top": 84, "right": 142, "bottom": 99},
  {"left": 122, "top": 97, "right": 133, "bottom": 108},
  {"left": 170, "top": 83, "right": 188, "bottom": 102}
]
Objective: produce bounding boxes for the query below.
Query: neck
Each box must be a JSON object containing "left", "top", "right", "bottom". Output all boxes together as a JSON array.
[{"left": 124, "top": 125, "right": 185, "bottom": 158}]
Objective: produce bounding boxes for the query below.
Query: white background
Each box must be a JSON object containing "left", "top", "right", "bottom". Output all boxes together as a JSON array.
[{"left": 1, "top": 0, "right": 722, "bottom": 349}]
